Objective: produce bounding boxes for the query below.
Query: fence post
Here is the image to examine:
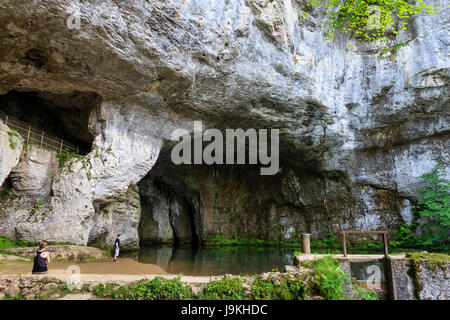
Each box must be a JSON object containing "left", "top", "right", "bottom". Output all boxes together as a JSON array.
[
  {"left": 342, "top": 232, "right": 347, "bottom": 257},
  {"left": 27, "top": 125, "right": 31, "bottom": 144},
  {"left": 76, "top": 146, "right": 79, "bottom": 155},
  {"left": 40, "top": 130, "right": 44, "bottom": 147},
  {"left": 5, "top": 115, "right": 8, "bottom": 126},
  {"left": 59, "top": 139, "right": 63, "bottom": 153}
]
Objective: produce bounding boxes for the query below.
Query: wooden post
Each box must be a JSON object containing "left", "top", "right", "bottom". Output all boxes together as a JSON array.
[
  {"left": 40, "top": 130, "right": 44, "bottom": 147},
  {"left": 383, "top": 232, "right": 389, "bottom": 258},
  {"left": 59, "top": 139, "right": 63, "bottom": 153},
  {"left": 76, "top": 146, "right": 79, "bottom": 155},
  {"left": 342, "top": 232, "right": 347, "bottom": 257},
  {"left": 5, "top": 115, "right": 8, "bottom": 126}
]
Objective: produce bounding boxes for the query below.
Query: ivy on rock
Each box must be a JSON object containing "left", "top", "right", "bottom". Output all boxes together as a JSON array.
[{"left": 300, "top": 0, "right": 439, "bottom": 41}]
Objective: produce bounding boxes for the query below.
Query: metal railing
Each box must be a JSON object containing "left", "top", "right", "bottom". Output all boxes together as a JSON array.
[{"left": 0, "top": 110, "right": 80, "bottom": 154}]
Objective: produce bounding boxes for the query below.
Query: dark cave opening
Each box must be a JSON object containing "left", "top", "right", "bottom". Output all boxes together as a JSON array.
[
  {"left": 0, "top": 177, "right": 13, "bottom": 193},
  {"left": 137, "top": 173, "right": 201, "bottom": 248},
  {"left": 0, "top": 90, "right": 100, "bottom": 154}
]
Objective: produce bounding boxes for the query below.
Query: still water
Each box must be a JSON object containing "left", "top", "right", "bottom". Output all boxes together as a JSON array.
[{"left": 136, "top": 246, "right": 299, "bottom": 276}]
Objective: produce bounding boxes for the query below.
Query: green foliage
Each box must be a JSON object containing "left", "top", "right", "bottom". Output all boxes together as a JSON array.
[
  {"left": 0, "top": 237, "right": 38, "bottom": 250},
  {"left": 290, "top": 229, "right": 298, "bottom": 238},
  {"left": 407, "top": 252, "right": 450, "bottom": 265},
  {"left": 206, "top": 229, "right": 448, "bottom": 254},
  {"left": 92, "top": 238, "right": 111, "bottom": 255},
  {"left": 251, "top": 275, "right": 304, "bottom": 300},
  {"left": 200, "top": 277, "right": 248, "bottom": 300},
  {"left": 34, "top": 200, "right": 43, "bottom": 209},
  {"left": 301, "top": 0, "right": 438, "bottom": 41},
  {"left": 414, "top": 159, "right": 450, "bottom": 245},
  {"left": 57, "top": 152, "right": 84, "bottom": 168},
  {"left": 2, "top": 294, "right": 23, "bottom": 300},
  {"left": 351, "top": 285, "right": 378, "bottom": 300},
  {"left": 93, "top": 283, "right": 121, "bottom": 298},
  {"left": 94, "top": 277, "right": 194, "bottom": 300},
  {"left": 389, "top": 222, "right": 418, "bottom": 248},
  {"left": 310, "top": 256, "right": 349, "bottom": 300},
  {"left": 377, "top": 41, "right": 410, "bottom": 54},
  {"left": 7, "top": 129, "right": 20, "bottom": 149},
  {"left": 205, "top": 233, "right": 294, "bottom": 247}
]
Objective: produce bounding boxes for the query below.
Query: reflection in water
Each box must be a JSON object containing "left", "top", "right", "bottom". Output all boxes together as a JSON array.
[{"left": 138, "top": 246, "right": 299, "bottom": 276}]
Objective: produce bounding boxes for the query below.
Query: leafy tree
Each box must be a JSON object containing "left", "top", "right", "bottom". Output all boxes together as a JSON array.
[
  {"left": 415, "top": 159, "right": 450, "bottom": 244},
  {"left": 300, "top": 0, "right": 438, "bottom": 41}
]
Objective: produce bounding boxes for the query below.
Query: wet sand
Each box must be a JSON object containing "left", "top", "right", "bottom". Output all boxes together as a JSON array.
[{"left": 0, "top": 258, "right": 167, "bottom": 275}]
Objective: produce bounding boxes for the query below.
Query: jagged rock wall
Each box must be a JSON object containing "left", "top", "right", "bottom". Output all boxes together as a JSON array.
[
  {"left": 0, "top": 120, "right": 23, "bottom": 187},
  {"left": 0, "top": 0, "right": 448, "bottom": 244},
  {"left": 0, "top": 103, "right": 164, "bottom": 244},
  {"left": 9, "top": 146, "right": 58, "bottom": 202},
  {"left": 415, "top": 261, "right": 450, "bottom": 300},
  {"left": 142, "top": 161, "right": 407, "bottom": 242},
  {"left": 389, "top": 259, "right": 449, "bottom": 300},
  {"left": 138, "top": 178, "right": 194, "bottom": 244},
  {"left": 89, "top": 185, "right": 141, "bottom": 247}
]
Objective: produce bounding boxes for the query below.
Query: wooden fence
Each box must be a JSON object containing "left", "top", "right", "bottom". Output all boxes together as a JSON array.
[{"left": 0, "top": 110, "right": 79, "bottom": 154}]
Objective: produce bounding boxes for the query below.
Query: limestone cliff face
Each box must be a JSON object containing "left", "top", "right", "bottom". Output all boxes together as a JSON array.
[
  {"left": 0, "top": 121, "right": 23, "bottom": 187},
  {"left": 0, "top": 0, "right": 448, "bottom": 245}
]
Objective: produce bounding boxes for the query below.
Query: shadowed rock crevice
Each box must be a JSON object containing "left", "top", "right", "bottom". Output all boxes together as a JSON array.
[
  {"left": 0, "top": 90, "right": 100, "bottom": 153},
  {"left": 138, "top": 175, "right": 200, "bottom": 246}
]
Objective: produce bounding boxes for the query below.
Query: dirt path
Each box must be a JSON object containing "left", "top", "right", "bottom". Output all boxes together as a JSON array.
[
  {"left": 0, "top": 257, "right": 216, "bottom": 284},
  {"left": 0, "top": 258, "right": 166, "bottom": 275}
]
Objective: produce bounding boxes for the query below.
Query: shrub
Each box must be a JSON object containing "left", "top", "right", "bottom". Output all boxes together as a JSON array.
[
  {"left": 57, "top": 152, "right": 84, "bottom": 168},
  {"left": 7, "top": 129, "right": 20, "bottom": 149},
  {"left": 200, "top": 277, "right": 249, "bottom": 300},
  {"left": 93, "top": 283, "right": 121, "bottom": 298},
  {"left": 94, "top": 277, "right": 194, "bottom": 300},
  {"left": 351, "top": 285, "right": 378, "bottom": 300},
  {"left": 310, "top": 256, "right": 349, "bottom": 300},
  {"left": 251, "top": 275, "right": 304, "bottom": 300}
]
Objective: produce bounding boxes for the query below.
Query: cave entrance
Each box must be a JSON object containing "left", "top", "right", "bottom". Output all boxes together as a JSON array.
[
  {"left": 138, "top": 175, "right": 200, "bottom": 247},
  {"left": 0, "top": 90, "right": 100, "bottom": 154}
]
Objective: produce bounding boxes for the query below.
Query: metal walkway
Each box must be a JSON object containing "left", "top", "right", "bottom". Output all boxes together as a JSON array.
[{"left": 0, "top": 110, "right": 80, "bottom": 154}]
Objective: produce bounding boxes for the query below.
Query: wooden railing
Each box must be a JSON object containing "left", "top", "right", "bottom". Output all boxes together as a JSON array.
[
  {"left": 340, "top": 231, "right": 389, "bottom": 258},
  {"left": 0, "top": 110, "right": 80, "bottom": 154}
]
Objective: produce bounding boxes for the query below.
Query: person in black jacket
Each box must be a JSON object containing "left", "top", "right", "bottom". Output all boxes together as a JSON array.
[
  {"left": 32, "top": 241, "right": 50, "bottom": 274},
  {"left": 113, "top": 234, "right": 121, "bottom": 262}
]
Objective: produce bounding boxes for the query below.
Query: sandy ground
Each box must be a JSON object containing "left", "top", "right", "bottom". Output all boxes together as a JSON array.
[
  {"left": 0, "top": 257, "right": 167, "bottom": 275},
  {"left": 0, "top": 256, "right": 216, "bottom": 284}
]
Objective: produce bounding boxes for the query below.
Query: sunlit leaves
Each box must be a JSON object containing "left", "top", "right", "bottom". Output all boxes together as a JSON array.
[{"left": 300, "top": 0, "right": 439, "bottom": 41}]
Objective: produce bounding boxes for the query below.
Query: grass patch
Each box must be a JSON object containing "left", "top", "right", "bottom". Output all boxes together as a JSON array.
[
  {"left": 2, "top": 294, "right": 23, "bottom": 300},
  {"left": 94, "top": 277, "right": 194, "bottom": 300},
  {"left": 407, "top": 252, "right": 450, "bottom": 271},
  {"left": 0, "top": 237, "right": 39, "bottom": 250},
  {"left": 57, "top": 152, "right": 84, "bottom": 168}
]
